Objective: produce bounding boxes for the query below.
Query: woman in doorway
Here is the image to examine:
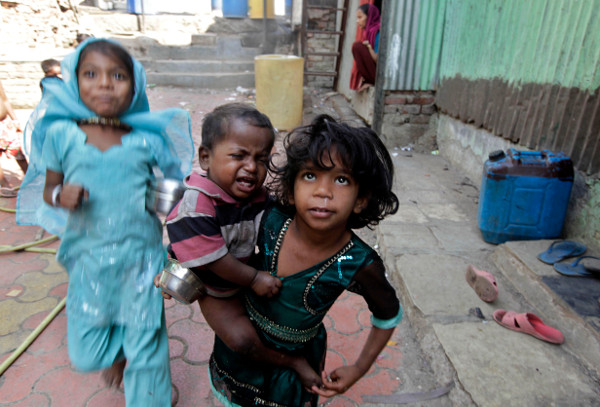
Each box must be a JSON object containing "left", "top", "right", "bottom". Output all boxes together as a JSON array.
[{"left": 351, "top": 3, "right": 381, "bottom": 92}]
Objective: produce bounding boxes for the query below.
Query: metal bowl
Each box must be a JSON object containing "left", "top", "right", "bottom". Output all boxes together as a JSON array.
[
  {"left": 159, "top": 259, "right": 206, "bottom": 304},
  {"left": 149, "top": 178, "right": 185, "bottom": 215}
]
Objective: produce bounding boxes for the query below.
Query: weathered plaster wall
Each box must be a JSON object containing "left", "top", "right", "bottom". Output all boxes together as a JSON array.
[
  {"left": 379, "top": 90, "right": 437, "bottom": 151},
  {"left": 437, "top": 114, "right": 600, "bottom": 250},
  {"left": 0, "top": 0, "right": 81, "bottom": 108}
]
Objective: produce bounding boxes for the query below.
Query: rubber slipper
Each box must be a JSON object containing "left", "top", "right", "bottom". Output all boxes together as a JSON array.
[
  {"left": 492, "top": 309, "right": 564, "bottom": 344},
  {"left": 0, "top": 187, "right": 18, "bottom": 198},
  {"left": 554, "top": 256, "right": 600, "bottom": 277},
  {"left": 465, "top": 265, "right": 498, "bottom": 302},
  {"left": 537, "top": 240, "right": 586, "bottom": 264}
]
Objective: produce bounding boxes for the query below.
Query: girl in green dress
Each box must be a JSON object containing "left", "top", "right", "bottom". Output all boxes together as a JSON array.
[{"left": 210, "top": 114, "right": 403, "bottom": 406}]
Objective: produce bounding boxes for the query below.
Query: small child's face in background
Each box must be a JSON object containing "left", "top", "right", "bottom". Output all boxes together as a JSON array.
[
  {"left": 77, "top": 50, "right": 133, "bottom": 118},
  {"left": 291, "top": 150, "right": 367, "bottom": 233},
  {"left": 46, "top": 65, "right": 62, "bottom": 78},
  {"left": 199, "top": 118, "right": 272, "bottom": 200}
]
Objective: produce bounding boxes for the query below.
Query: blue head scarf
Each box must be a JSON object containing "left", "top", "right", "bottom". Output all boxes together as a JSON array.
[{"left": 17, "top": 37, "right": 194, "bottom": 235}]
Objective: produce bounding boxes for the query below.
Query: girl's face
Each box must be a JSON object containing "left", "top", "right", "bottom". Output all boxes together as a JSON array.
[
  {"left": 77, "top": 50, "right": 133, "bottom": 118},
  {"left": 356, "top": 8, "right": 368, "bottom": 29},
  {"left": 290, "top": 150, "right": 367, "bottom": 233}
]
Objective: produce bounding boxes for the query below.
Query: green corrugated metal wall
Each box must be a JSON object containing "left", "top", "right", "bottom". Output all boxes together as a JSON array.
[
  {"left": 382, "top": 0, "right": 446, "bottom": 90},
  {"left": 440, "top": 0, "right": 600, "bottom": 90},
  {"left": 435, "top": 0, "right": 600, "bottom": 173}
]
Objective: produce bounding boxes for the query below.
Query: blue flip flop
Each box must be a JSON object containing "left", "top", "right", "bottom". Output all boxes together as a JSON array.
[
  {"left": 537, "top": 240, "right": 587, "bottom": 264},
  {"left": 554, "top": 256, "right": 600, "bottom": 277}
]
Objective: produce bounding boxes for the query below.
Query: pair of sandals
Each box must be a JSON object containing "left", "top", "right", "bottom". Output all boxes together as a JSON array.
[
  {"left": 537, "top": 240, "right": 599, "bottom": 278},
  {"left": 0, "top": 186, "right": 18, "bottom": 198},
  {"left": 465, "top": 265, "right": 564, "bottom": 345}
]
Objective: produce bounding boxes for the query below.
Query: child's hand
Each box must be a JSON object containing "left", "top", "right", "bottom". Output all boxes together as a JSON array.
[
  {"left": 60, "top": 184, "right": 88, "bottom": 210},
  {"left": 311, "top": 367, "right": 362, "bottom": 398},
  {"left": 250, "top": 271, "right": 282, "bottom": 298},
  {"left": 153, "top": 273, "right": 172, "bottom": 300}
]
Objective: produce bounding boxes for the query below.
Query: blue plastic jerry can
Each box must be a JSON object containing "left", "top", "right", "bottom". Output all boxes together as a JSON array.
[{"left": 477, "top": 149, "right": 574, "bottom": 244}]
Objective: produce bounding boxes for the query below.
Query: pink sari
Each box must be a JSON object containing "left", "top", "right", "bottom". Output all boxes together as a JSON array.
[{"left": 350, "top": 2, "right": 381, "bottom": 90}]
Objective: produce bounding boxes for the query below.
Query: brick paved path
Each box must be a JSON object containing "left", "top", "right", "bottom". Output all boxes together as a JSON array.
[{"left": 0, "top": 88, "right": 405, "bottom": 406}]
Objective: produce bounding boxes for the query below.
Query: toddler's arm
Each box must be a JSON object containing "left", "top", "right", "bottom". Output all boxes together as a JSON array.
[
  {"left": 207, "top": 253, "right": 281, "bottom": 297},
  {"left": 43, "top": 169, "right": 88, "bottom": 210}
]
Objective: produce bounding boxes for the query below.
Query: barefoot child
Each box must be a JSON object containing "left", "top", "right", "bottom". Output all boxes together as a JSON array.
[
  {"left": 157, "top": 103, "right": 321, "bottom": 387},
  {"left": 209, "top": 114, "right": 403, "bottom": 406},
  {"left": 17, "top": 38, "right": 194, "bottom": 406},
  {"left": 0, "top": 79, "right": 28, "bottom": 196}
]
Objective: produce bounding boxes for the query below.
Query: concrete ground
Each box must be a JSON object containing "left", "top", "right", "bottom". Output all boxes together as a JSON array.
[{"left": 0, "top": 87, "right": 599, "bottom": 407}]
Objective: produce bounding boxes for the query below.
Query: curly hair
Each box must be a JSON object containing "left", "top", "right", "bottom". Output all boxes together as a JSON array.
[{"left": 269, "top": 114, "right": 399, "bottom": 229}]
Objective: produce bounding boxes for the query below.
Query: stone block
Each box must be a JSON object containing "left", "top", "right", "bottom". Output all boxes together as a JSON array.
[{"left": 421, "top": 103, "right": 437, "bottom": 115}]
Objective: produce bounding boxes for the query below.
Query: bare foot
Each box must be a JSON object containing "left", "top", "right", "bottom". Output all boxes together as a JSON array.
[
  {"left": 291, "top": 357, "right": 322, "bottom": 390},
  {"left": 102, "top": 359, "right": 126, "bottom": 388},
  {"left": 357, "top": 82, "right": 372, "bottom": 92}
]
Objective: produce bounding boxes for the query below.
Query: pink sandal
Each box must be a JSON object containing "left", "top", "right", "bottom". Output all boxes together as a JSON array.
[
  {"left": 493, "top": 309, "right": 564, "bottom": 344},
  {"left": 465, "top": 265, "right": 498, "bottom": 302}
]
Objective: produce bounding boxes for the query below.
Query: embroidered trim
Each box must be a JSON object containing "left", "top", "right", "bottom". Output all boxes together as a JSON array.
[
  {"left": 210, "top": 355, "right": 288, "bottom": 407},
  {"left": 245, "top": 296, "right": 321, "bottom": 343},
  {"left": 268, "top": 217, "right": 355, "bottom": 316},
  {"left": 269, "top": 217, "right": 291, "bottom": 274},
  {"left": 303, "top": 240, "right": 354, "bottom": 315},
  {"left": 77, "top": 117, "right": 132, "bottom": 131},
  {"left": 211, "top": 354, "right": 261, "bottom": 393}
]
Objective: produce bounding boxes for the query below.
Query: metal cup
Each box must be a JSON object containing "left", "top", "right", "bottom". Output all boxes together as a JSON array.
[
  {"left": 159, "top": 259, "right": 206, "bottom": 304},
  {"left": 149, "top": 178, "right": 185, "bottom": 215}
]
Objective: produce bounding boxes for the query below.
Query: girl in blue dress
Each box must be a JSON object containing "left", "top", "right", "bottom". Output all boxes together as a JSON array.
[
  {"left": 16, "top": 38, "right": 193, "bottom": 406},
  {"left": 210, "top": 115, "right": 402, "bottom": 406}
]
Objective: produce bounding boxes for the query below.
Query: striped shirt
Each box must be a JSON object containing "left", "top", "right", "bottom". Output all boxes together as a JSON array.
[{"left": 166, "top": 172, "right": 271, "bottom": 294}]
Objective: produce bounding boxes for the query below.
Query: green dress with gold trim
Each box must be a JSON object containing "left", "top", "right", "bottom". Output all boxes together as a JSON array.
[{"left": 210, "top": 207, "right": 401, "bottom": 407}]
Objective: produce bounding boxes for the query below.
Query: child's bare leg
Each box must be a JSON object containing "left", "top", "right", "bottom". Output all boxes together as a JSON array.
[
  {"left": 0, "top": 166, "right": 9, "bottom": 188},
  {"left": 16, "top": 156, "right": 27, "bottom": 176},
  {"left": 0, "top": 154, "right": 10, "bottom": 188},
  {"left": 198, "top": 295, "right": 321, "bottom": 388},
  {"left": 102, "top": 358, "right": 126, "bottom": 388}
]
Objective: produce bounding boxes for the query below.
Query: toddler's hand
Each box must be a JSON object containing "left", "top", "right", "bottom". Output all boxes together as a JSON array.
[
  {"left": 60, "top": 184, "right": 88, "bottom": 210},
  {"left": 153, "top": 273, "right": 173, "bottom": 300},
  {"left": 250, "top": 271, "right": 282, "bottom": 298}
]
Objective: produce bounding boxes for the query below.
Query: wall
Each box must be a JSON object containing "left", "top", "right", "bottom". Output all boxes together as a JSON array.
[
  {"left": 0, "top": 1, "right": 220, "bottom": 108},
  {"left": 337, "top": 0, "right": 359, "bottom": 99},
  {"left": 380, "top": 90, "right": 436, "bottom": 151},
  {"left": 0, "top": 0, "right": 81, "bottom": 108},
  {"left": 302, "top": 0, "right": 340, "bottom": 88},
  {"left": 436, "top": 0, "right": 600, "bottom": 246},
  {"left": 437, "top": 0, "right": 600, "bottom": 175}
]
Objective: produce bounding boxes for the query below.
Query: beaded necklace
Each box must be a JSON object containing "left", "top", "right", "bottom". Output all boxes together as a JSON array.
[
  {"left": 77, "top": 117, "right": 132, "bottom": 132},
  {"left": 269, "top": 217, "right": 354, "bottom": 315}
]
